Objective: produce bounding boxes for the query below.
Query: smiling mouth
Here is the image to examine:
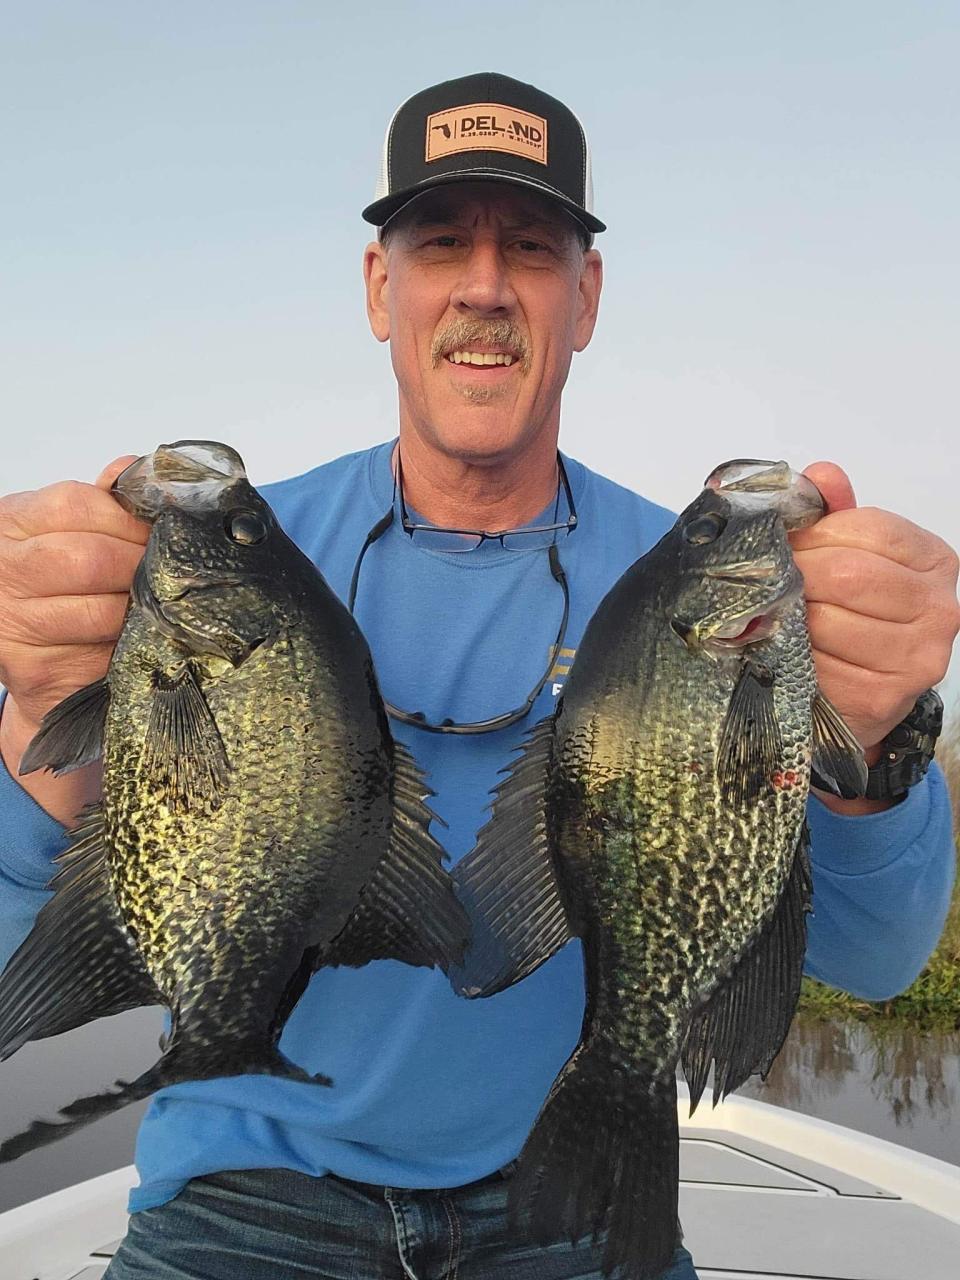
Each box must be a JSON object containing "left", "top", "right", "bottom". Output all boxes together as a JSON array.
[{"left": 445, "top": 350, "right": 517, "bottom": 367}]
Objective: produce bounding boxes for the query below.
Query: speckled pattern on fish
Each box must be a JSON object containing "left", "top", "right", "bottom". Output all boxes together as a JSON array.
[
  {"left": 0, "top": 440, "right": 468, "bottom": 1163},
  {"left": 452, "top": 460, "right": 866, "bottom": 1279}
]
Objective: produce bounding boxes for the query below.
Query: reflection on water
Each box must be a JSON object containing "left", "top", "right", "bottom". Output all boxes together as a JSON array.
[
  {"left": 1, "top": 1010, "right": 956, "bottom": 1217},
  {"left": 740, "top": 1013, "right": 960, "bottom": 1166},
  {"left": 0, "top": 1006, "right": 164, "bottom": 1214}
]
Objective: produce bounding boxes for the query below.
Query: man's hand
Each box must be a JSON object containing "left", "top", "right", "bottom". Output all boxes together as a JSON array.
[
  {"left": 790, "top": 462, "right": 960, "bottom": 811},
  {"left": 0, "top": 457, "right": 147, "bottom": 822}
]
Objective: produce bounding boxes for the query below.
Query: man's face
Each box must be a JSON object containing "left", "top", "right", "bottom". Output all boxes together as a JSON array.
[{"left": 363, "top": 183, "right": 602, "bottom": 464}]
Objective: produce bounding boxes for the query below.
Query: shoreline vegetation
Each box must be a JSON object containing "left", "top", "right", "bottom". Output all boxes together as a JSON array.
[{"left": 800, "top": 716, "right": 960, "bottom": 1032}]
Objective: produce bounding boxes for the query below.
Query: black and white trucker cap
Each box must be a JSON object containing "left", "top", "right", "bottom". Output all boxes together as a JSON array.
[{"left": 362, "top": 72, "right": 606, "bottom": 236}]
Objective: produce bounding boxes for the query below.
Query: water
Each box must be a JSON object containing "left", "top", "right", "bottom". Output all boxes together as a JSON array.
[
  {"left": 0, "top": 1009, "right": 957, "bottom": 1214},
  {"left": 740, "top": 1012, "right": 960, "bottom": 1166},
  {"left": 0, "top": 1006, "right": 163, "bottom": 1215}
]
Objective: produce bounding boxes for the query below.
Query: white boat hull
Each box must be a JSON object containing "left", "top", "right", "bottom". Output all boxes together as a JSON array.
[{"left": 2, "top": 1091, "right": 958, "bottom": 1280}]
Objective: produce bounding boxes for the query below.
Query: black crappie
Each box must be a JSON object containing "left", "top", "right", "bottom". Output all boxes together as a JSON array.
[
  {"left": 451, "top": 459, "right": 866, "bottom": 1279},
  {"left": 0, "top": 440, "right": 468, "bottom": 1162}
]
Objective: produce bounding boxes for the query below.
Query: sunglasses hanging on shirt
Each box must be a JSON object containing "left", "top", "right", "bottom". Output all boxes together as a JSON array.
[{"left": 348, "top": 451, "right": 577, "bottom": 735}]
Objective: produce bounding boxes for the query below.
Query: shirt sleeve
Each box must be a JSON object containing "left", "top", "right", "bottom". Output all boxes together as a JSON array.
[
  {"left": 0, "top": 693, "right": 69, "bottom": 970},
  {"left": 803, "top": 761, "right": 956, "bottom": 1001}
]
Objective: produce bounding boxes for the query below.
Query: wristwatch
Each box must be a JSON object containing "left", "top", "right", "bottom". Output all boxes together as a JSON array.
[{"left": 864, "top": 689, "right": 944, "bottom": 802}]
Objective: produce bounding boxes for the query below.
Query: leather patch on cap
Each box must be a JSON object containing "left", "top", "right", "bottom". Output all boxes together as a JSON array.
[{"left": 425, "top": 103, "right": 548, "bottom": 165}]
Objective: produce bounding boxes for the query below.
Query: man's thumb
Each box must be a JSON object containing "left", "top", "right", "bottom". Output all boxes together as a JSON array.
[
  {"left": 803, "top": 461, "right": 857, "bottom": 514},
  {"left": 94, "top": 455, "right": 140, "bottom": 491}
]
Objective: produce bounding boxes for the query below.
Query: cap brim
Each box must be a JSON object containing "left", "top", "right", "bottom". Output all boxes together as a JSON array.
[{"left": 362, "top": 169, "right": 606, "bottom": 235}]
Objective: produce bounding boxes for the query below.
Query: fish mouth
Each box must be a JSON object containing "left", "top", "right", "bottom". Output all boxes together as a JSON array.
[
  {"left": 704, "top": 610, "right": 782, "bottom": 651},
  {"left": 113, "top": 441, "right": 246, "bottom": 521},
  {"left": 675, "top": 571, "right": 802, "bottom": 655},
  {"left": 703, "top": 558, "right": 782, "bottom": 586},
  {"left": 156, "top": 578, "right": 249, "bottom": 604},
  {"left": 704, "top": 459, "right": 825, "bottom": 531},
  {"left": 133, "top": 564, "right": 264, "bottom": 664}
]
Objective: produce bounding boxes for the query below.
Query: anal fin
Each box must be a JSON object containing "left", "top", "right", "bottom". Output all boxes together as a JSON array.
[
  {"left": 0, "top": 806, "right": 162, "bottom": 1060},
  {"left": 681, "top": 823, "right": 813, "bottom": 1112},
  {"left": 19, "top": 678, "right": 110, "bottom": 776}
]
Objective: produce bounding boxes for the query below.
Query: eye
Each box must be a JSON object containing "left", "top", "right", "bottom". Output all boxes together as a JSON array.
[
  {"left": 683, "top": 512, "right": 727, "bottom": 545},
  {"left": 226, "top": 510, "right": 268, "bottom": 545}
]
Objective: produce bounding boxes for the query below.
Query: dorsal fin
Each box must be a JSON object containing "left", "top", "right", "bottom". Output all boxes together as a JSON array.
[
  {"left": 449, "top": 716, "right": 574, "bottom": 999},
  {"left": 320, "top": 742, "right": 469, "bottom": 972}
]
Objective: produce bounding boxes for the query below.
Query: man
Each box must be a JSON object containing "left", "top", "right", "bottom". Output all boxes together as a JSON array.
[{"left": 0, "top": 73, "right": 957, "bottom": 1280}]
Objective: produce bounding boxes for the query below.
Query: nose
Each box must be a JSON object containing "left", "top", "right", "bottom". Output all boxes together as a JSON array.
[{"left": 451, "top": 237, "right": 518, "bottom": 316}]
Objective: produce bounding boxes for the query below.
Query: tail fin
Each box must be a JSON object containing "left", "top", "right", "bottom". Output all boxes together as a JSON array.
[
  {"left": 0, "top": 1041, "right": 329, "bottom": 1165},
  {"left": 512, "top": 1040, "right": 680, "bottom": 1280}
]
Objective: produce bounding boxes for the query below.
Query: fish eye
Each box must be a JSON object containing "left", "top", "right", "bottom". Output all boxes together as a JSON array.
[
  {"left": 226, "top": 510, "right": 268, "bottom": 545},
  {"left": 683, "top": 512, "right": 727, "bottom": 545}
]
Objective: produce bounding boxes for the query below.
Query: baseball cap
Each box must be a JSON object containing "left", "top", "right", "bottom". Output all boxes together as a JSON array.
[{"left": 362, "top": 72, "right": 606, "bottom": 237}]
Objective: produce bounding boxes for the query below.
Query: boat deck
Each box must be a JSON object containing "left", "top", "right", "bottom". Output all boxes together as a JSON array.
[{"left": 3, "top": 1092, "right": 958, "bottom": 1280}]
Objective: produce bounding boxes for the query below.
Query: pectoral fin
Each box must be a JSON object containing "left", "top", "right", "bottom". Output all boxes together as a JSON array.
[
  {"left": 449, "top": 716, "right": 574, "bottom": 999},
  {"left": 18, "top": 678, "right": 110, "bottom": 777},
  {"left": 681, "top": 824, "right": 812, "bottom": 1112},
  {"left": 0, "top": 806, "right": 162, "bottom": 1061},
  {"left": 716, "top": 660, "right": 782, "bottom": 806},
  {"left": 143, "top": 664, "right": 231, "bottom": 811},
  {"left": 810, "top": 691, "right": 868, "bottom": 799}
]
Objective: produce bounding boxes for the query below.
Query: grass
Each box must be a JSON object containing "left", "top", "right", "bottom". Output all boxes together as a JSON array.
[{"left": 799, "top": 713, "right": 960, "bottom": 1032}]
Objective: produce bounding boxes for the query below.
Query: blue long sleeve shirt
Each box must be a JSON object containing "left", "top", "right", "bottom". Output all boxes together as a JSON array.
[{"left": 0, "top": 442, "right": 954, "bottom": 1211}]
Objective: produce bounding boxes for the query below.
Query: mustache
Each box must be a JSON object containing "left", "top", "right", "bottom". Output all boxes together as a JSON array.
[{"left": 430, "top": 319, "right": 530, "bottom": 370}]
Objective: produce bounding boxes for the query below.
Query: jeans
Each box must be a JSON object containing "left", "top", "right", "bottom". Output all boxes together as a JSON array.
[{"left": 104, "top": 1167, "right": 699, "bottom": 1279}]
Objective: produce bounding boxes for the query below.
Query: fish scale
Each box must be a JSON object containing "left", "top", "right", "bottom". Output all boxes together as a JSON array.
[
  {"left": 451, "top": 459, "right": 866, "bottom": 1280},
  {"left": 0, "top": 439, "right": 469, "bottom": 1164},
  {"left": 103, "top": 575, "right": 386, "bottom": 1034}
]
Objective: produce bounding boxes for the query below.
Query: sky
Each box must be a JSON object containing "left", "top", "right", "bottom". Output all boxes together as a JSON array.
[{"left": 2, "top": 1, "right": 959, "bottom": 711}]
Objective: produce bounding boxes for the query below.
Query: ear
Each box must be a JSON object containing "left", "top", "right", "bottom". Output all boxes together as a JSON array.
[
  {"left": 573, "top": 249, "right": 603, "bottom": 352},
  {"left": 363, "top": 241, "right": 390, "bottom": 343}
]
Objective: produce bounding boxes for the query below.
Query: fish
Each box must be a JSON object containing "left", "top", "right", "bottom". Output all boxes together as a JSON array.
[
  {"left": 0, "top": 440, "right": 469, "bottom": 1162},
  {"left": 450, "top": 459, "right": 867, "bottom": 1279}
]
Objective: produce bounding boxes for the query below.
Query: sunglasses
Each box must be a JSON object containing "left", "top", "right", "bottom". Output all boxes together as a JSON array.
[{"left": 347, "top": 452, "right": 577, "bottom": 734}]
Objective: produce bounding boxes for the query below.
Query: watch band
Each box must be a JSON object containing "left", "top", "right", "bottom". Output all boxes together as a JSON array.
[{"left": 864, "top": 688, "right": 943, "bottom": 802}]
